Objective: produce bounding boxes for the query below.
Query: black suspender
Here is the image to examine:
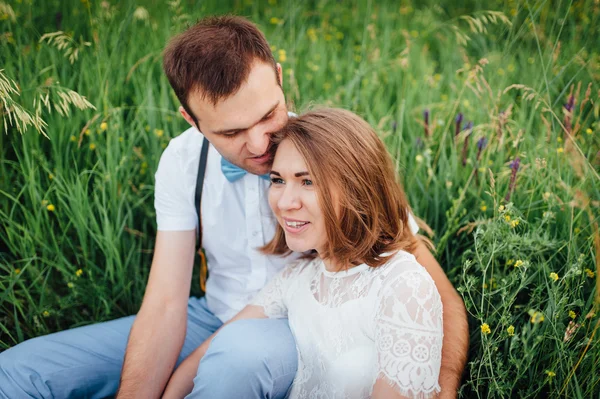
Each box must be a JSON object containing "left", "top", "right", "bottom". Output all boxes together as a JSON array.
[{"left": 194, "top": 138, "right": 210, "bottom": 291}]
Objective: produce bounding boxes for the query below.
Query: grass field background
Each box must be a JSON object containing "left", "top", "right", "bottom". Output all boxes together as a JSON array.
[{"left": 1, "top": 0, "right": 599, "bottom": 397}]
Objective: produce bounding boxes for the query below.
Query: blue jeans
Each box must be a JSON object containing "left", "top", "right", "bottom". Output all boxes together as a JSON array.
[{"left": 0, "top": 297, "right": 297, "bottom": 398}]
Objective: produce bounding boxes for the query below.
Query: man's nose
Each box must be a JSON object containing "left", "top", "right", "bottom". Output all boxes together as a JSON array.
[{"left": 246, "top": 126, "right": 271, "bottom": 155}]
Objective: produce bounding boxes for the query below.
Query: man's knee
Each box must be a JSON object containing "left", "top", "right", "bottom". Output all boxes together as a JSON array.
[
  {"left": 191, "top": 319, "right": 296, "bottom": 398},
  {"left": 204, "top": 319, "right": 272, "bottom": 373}
]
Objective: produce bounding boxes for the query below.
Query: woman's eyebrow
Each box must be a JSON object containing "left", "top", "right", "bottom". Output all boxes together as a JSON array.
[{"left": 269, "top": 171, "right": 309, "bottom": 177}]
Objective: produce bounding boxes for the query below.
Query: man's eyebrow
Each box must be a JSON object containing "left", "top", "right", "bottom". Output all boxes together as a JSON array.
[{"left": 212, "top": 101, "right": 280, "bottom": 135}]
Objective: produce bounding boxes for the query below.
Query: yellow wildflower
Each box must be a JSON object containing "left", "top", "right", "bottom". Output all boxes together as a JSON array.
[
  {"left": 145, "top": 125, "right": 150, "bottom": 132},
  {"left": 49, "top": 173, "right": 54, "bottom": 180},
  {"left": 415, "top": 155, "right": 424, "bottom": 163},
  {"left": 507, "top": 64, "right": 515, "bottom": 72},
  {"left": 324, "top": 34, "right": 332, "bottom": 41},
  {"left": 70, "top": 135, "right": 77, "bottom": 142},
  {"left": 543, "top": 192, "right": 551, "bottom": 200},
  {"left": 445, "top": 181, "right": 453, "bottom": 189},
  {"left": 336, "top": 32, "right": 344, "bottom": 40},
  {"left": 43, "top": 310, "right": 50, "bottom": 317},
  {"left": 507, "top": 325, "right": 515, "bottom": 336},
  {"left": 574, "top": 227, "right": 580, "bottom": 234},
  {"left": 584, "top": 268, "right": 595, "bottom": 278},
  {"left": 530, "top": 311, "right": 545, "bottom": 324},
  {"left": 506, "top": 259, "right": 515, "bottom": 266},
  {"left": 557, "top": 147, "right": 564, "bottom": 153},
  {"left": 14, "top": 268, "right": 21, "bottom": 274},
  {"left": 514, "top": 260, "right": 524, "bottom": 268},
  {"left": 569, "top": 311, "right": 577, "bottom": 319},
  {"left": 546, "top": 371, "right": 556, "bottom": 378},
  {"left": 480, "top": 205, "right": 487, "bottom": 212},
  {"left": 510, "top": 220, "right": 519, "bottom": 228},
  {"left": 278, "top": 49, "right": 287, "bottom": 62},
  {"left": 100, "top": 122, "right": 108, "bottom": 131},
  {"left": 481, "top": 323, "right": 491, "bottom": 335},
  {"left": 499, "top": 205, "right": 505, "bottom": 212},
  {"left": 89, "top": 143, "right": 96, "bottom": 150},
  {"left": 504, "top": 214, "right": 511, "bottom": 222},
  {"left": 434, "top": 74, "right": 442, "bottom": 81},
  {"left": 557, "top": 136, "right": 563, "bottom": 143},
  {"left": 586, "top": 128, "right": 592, "bottom": 135},
  {"left": 154, "top": 129, "right": 164, "bottom": 138},
  {"left": 269, "top": 17, "right": 280, "bottom": 25},
  {"left": 76, "top": 269, "right": 83, "bottom": 277},
  {"left": 119, "top": 137, "right": 124, "bottom": 143},
  {"left": 47, "top": 204, "right": 56, "bottom": 212},
  {"left": 549, "top": 272, "right": 559, "bottom": 282},
  {"left": 84, "top": 129, "right": 91, "bottom": 136},
  {"left": 67, "top": 282, "right": 75, "bottom": 288}
]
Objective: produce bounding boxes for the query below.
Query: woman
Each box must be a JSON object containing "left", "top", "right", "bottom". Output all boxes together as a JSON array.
[{"left": 165, "top": 108, "right": 442, "bottom": 398}]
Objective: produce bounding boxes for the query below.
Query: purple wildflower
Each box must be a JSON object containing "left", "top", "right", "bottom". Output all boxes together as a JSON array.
[
  {"left": 563, "top": 95, "right": 575, "bottom": 138},
  {"left": 476, "top": 137, "right": 488, "bottom": 161},
  {"left": 424, "top": 109, "right": 430, "bottom": 137},
  {"left": 564, "top": 95, "right": 575, "bottom": 112},
  {"left": 461, "top": 121, "right": 473, "bottom": 166},
  {"left": 505, "top": 157, "right": 521, "bottom": 201},
  {"left": 455, "top": 113, "right": 463, "bottom": 137}
]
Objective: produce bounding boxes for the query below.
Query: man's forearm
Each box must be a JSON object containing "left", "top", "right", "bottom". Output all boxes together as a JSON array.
[
  {"left": 117, "top": 302, "right": 188, "bottom": 398},
  {"left": 413, "top": 242, "right": 468, "bottom": 398},
  {"left": 438, "top": 291, "right": 468, "bottom": 399}
]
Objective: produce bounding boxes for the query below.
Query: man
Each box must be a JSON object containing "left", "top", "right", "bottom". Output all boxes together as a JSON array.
[{"left": 0, "top": 16, "right": 468, "bottom": 399}]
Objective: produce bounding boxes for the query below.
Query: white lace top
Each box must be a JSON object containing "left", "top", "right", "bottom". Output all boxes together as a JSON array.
[{"left": 251, "top": 250, "right": 443, "bottom": 399}]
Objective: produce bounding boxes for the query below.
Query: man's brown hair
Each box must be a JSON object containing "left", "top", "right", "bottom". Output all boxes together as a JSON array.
[
  {"left": 263, "top": 108, "right": 426, "bottom": 270},
  {"left": 163, "top": 15, "right": 278, "bottom": 122}
]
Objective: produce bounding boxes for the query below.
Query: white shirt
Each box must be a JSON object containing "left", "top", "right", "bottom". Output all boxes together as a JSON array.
[
  {"left": 154, "top": 125, "right": 420, "bottom": 322},
  {"left": 252, "top": 251, "right": 443, "bottom": 399}
]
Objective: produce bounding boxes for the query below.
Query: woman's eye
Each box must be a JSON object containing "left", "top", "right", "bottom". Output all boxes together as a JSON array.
[
  {"left": 302, "top": 179, "right": 313, "bottom": 186},
  {"left": 270, "top": 177, "right": 284, "bottom": 185}
]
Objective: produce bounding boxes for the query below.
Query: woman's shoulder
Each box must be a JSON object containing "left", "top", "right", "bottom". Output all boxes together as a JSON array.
[{"left": 376, "top": 250, "right": 438, "bottom": 293}]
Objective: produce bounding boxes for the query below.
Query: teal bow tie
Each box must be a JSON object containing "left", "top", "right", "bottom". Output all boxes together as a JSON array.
[{"left": 221, "top": 158, "right": 270, "bottom": 182}]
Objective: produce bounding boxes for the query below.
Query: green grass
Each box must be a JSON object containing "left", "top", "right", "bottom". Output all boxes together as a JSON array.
[{"left": 1, "top": 0, "right": 599, "bottom": 397}]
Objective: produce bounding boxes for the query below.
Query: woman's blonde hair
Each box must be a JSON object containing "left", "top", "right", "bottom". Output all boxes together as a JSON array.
[{"left": 262, "top": 107, "right": 426, "bottom": 269}]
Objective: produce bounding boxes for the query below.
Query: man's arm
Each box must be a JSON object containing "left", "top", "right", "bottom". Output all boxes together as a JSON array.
[
  {"left": 116, "top": 229, "right": 197, "bottom": 398},
  {"left": 413, "top": 240, "right": 469, "bottom": 399}
]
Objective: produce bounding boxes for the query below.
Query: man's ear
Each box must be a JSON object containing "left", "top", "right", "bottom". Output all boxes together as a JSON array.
[
  {"left": 276, "top": 63, "right": 283, "bottom": 86},
  {"left": 179, "top": 106, "right": 196, "bottom": 127}
]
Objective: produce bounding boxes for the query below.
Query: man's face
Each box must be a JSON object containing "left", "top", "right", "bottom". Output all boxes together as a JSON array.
[{"left": 181, "top": 61, "right": 288, "bottom": 176}]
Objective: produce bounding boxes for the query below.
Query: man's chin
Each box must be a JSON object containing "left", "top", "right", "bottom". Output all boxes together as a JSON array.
[{"left": 243, "top": 162, "right": 271, "bottom": 176}]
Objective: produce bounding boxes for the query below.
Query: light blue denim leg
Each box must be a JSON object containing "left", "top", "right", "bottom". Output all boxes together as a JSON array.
[
  {"left": 188, "top": 318, "right": 298, "bottom": 399},
  {"left": 0, "top": 296, "right": 221, "bottom": 399}
]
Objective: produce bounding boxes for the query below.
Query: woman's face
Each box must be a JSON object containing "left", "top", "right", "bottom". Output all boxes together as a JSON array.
[{"left": 268, "top": 139, "right": 328, "bottom": 255}]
